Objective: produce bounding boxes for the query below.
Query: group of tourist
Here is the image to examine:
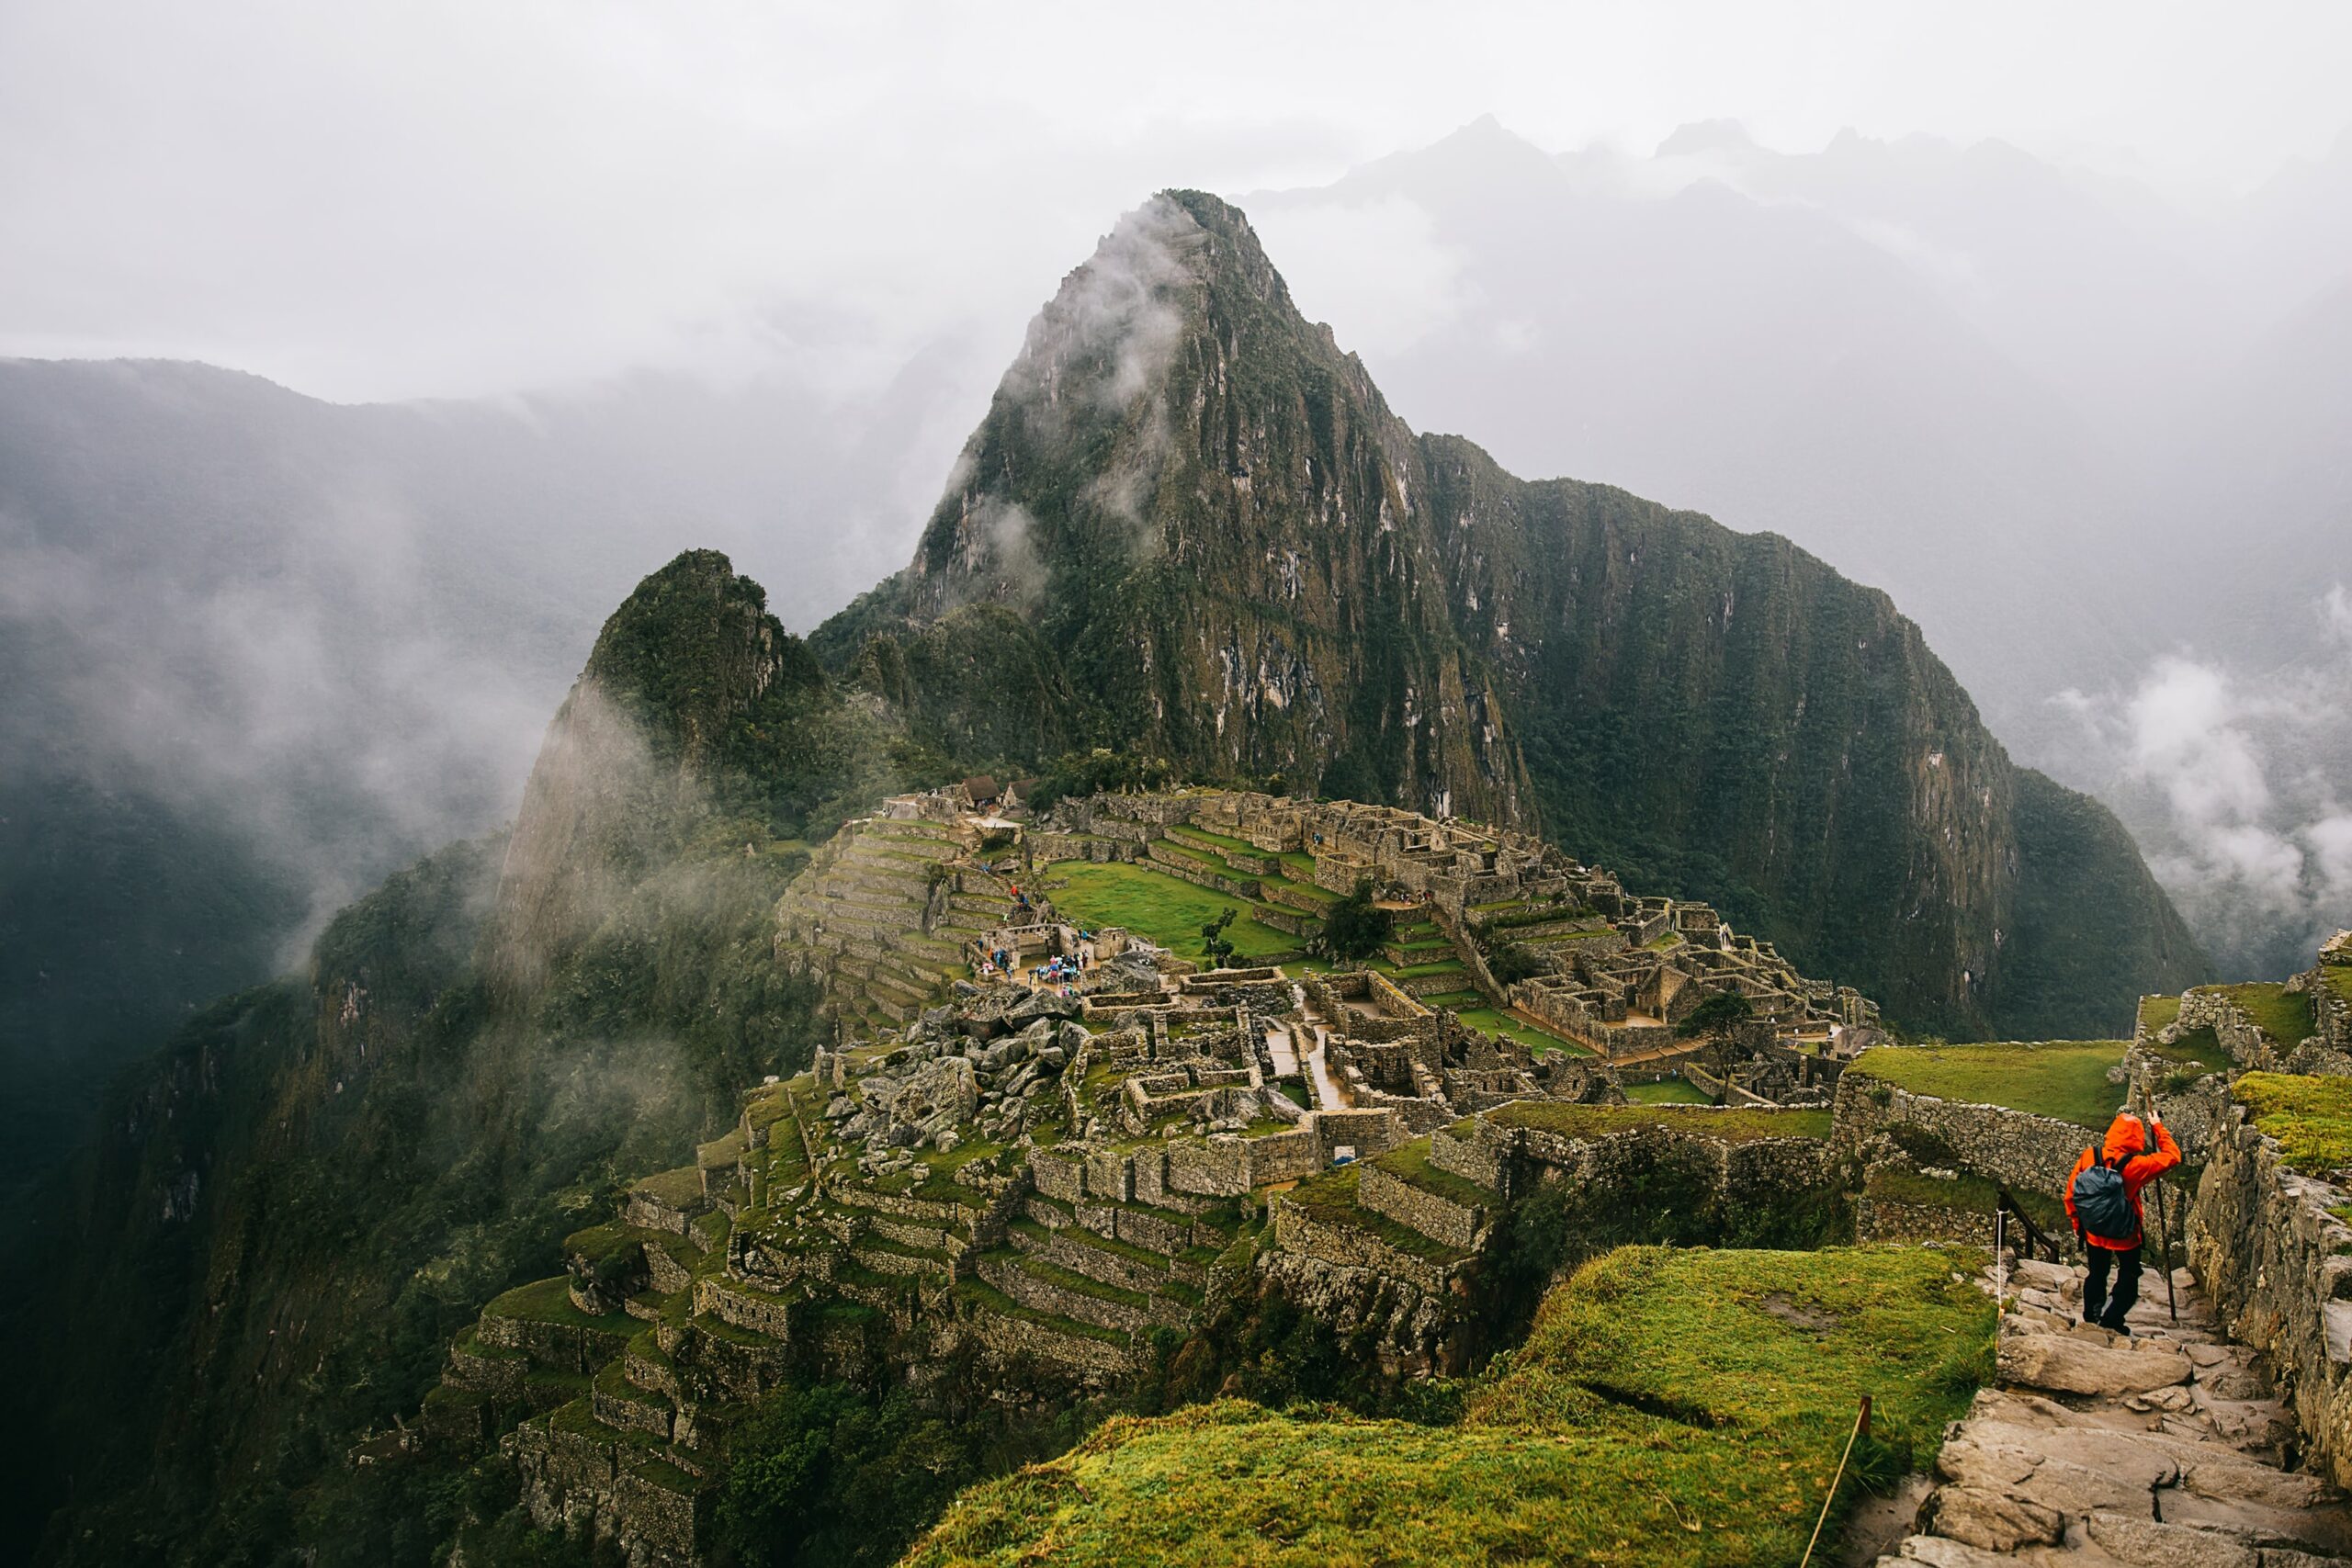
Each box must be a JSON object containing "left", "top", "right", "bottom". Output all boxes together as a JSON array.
[{"left": 971, "top": 931, "right": 1102, "bottom": 997}]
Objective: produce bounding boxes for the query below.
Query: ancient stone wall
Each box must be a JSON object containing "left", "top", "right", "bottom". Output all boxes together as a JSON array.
[
  {"left": 2179, "top": 987, "right": 2296, "bottom": 1070},
  {"left": 1357, "top": 1165, "right": 1487, "bottom": 1251},
  {"left": 1831, "top": 1072, "right": 2098, "bottom": 1198},
  {"left": 2188, "top": 1100, "right": 2352, "bottom": 1493}
]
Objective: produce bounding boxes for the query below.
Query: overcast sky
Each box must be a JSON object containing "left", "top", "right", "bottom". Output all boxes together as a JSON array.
[{"left": 3, "top": 0, "right": 2349, "bottom": 403}]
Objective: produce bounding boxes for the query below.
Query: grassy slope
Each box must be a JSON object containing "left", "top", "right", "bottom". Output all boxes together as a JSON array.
[
  {"left": 1045, "top": 860, "right": 1297, "bottom": 960},
  {"left": 904, "top": 1245, "right": 1992, "bottom": 1568},
  {"left": 1850, "top": 1042, "right": 2131, "bottom": 1130},
  {"left": 2233, "top": 1073, "right": 2352, "bottom": 1172}
]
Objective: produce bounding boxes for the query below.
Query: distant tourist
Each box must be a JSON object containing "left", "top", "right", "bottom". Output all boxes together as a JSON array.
[{"left": 2064, "top": 1107, "right": 2181, "bottom": 1334}]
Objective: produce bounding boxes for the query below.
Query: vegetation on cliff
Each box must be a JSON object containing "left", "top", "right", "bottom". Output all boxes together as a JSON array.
[
  {"left": 904, "top": 1244, "right": 1992, "bottom": 1568},
  {"left": 4, "top": 555, "right": 842, "bottom": 1566}
]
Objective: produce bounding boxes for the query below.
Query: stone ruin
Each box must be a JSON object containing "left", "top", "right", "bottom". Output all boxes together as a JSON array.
[{"left": 409, "top": 784, "right": 1885, "bottom": 1565}]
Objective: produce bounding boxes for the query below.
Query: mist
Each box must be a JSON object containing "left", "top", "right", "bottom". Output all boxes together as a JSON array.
[{"left": 3, "top": 3, "right": 2351, "bottom": 1201}]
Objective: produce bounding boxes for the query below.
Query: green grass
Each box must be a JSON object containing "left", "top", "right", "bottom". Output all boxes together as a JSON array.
[
  {"left": 1849, "top": 1042, "right": 2130, "bottom": 1129},
  {"left": 2137, "top": 994, "right": 2182, "bottom": 1034},
  {"left": 1626, "top": 1079, "right": 1714, "bottom": 1105},
  {"left": 1481, "top": 1101, "right": 1832, "bottom": 1144},
  {"left": 2201, "top": 982, "right": 2316, "bottom": 1046},
  {"left": 1451, "top": 1008, "right": 1591, "bottom": 1057},
  {"left": 1369, "top": 1140, "right": 1495, "bottom": 1209},
  {"left": 2234, "top": 1073, "right": 2352, "bottom": 1173},
  {"left": 630, "top": 1166, "right": 706, "bottom": 1208},
  {"left": 1045, "top": 861, "right": 1298, "bottom": 959},
  {"left": 904, "top": 1245, "right": 1992, "bottom": 1568},
  {"left": 483, "top": 1276, "right": 629, "bottom": 1332},
  {"left": 2150, "top": 1026, "right": 2231, "bottom": 1076},
  {"left": 1280, "top": 1166, "right": 1466, "bottom": 1262}
]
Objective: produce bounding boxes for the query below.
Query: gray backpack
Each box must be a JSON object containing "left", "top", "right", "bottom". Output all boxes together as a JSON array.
[{"left": 2071, "top": 1152, "right": 2135, "bottom": 1242}]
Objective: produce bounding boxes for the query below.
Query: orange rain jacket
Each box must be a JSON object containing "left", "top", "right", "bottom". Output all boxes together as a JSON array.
[{"left": 2064, "top": 1111, "right": 2182, "bottom": 1250}]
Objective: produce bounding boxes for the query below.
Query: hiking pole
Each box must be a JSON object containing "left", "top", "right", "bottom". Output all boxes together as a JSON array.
[{"left": 2138, "top": 1078, "right": 2179, "bottom": 1324}]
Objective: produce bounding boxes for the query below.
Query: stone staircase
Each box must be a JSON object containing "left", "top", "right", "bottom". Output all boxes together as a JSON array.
[{"left": 1871, "top": 1255, "right": 2352, "bottom": 1566}]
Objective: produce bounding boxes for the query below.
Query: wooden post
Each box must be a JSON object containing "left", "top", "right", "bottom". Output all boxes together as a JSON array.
[{"left": 2137, "top": 1079, "right": 2179, "bottom": 1324}]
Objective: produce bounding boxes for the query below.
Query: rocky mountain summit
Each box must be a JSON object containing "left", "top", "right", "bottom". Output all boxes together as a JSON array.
[{"left": 820, "top": 190, "right": 2203, "bottom": 1039}]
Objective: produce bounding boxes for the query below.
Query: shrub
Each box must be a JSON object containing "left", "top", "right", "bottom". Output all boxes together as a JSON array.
[{"left": 1320, "top": 878, "right": 1393, "bottom": 962}]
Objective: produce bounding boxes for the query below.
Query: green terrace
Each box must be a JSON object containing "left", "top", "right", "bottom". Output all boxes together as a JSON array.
[
  {"left": 2233, "top": 1073, "right": 2352, "bottom": 1174},
  {"left": 1848, "top": 1041, "right": 2132, "bottom": 1130},
  {"left": 1043, "top": 860, "right": 1306, "bottom": 960},
  {"left": 2137, "top": 993, "right": 2183, "bottom": 1034},
  {"left": 2197, "top": 981, "right": 2317, "bottom": 1046},
  {"left": 1476, "top": 1100, "right": 1833, "bottom": 1143},
  {"left": 905, "top": 1244, "right": 1993, "bottom": 1568},
  {"left": 1625, "top": 1078, "right": 1714, "bottom": 1105},
  {"left": 1449, "top": 1006, "right": 1590, "bottom": 1058},
  {"left": 1279, "top": 1163, "right": 1467, "bottom": 1264}
]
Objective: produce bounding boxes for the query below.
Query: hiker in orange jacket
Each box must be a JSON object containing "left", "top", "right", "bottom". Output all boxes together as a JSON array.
[{"left": 2064, "top": 1109, "right": 2182, "bottom": 1333}]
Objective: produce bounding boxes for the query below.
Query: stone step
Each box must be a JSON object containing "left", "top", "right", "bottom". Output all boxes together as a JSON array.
[{"left": 1871, "top": 1259, "right": 2352, "bottom": 1565}]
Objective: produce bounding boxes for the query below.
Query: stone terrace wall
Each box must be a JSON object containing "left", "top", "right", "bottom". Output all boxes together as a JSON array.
[
  {"left": 1831, "top": 1071, "right": 2096, "bottom": 1198},
  {"left": 2180, "top": 987, "right": 2299, "bottom": 1071},
  {"left": 2188, "top": 1100, "right": 2352, "bottom": 1492}
]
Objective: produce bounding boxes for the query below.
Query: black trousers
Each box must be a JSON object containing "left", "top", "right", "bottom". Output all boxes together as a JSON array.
[{"left": 2084, "top": 1242, "right": 2142, "bottom": 1330}]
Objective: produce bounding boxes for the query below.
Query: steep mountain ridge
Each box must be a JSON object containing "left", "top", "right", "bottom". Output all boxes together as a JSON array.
[
  {"left": 6, "top": 190, "right": 2215, "bottom": 1565},
  {"left": 5, "top": 554, "right": 848, "bottom": 1566},
  {"left": 824, "top": 190, "right": 2204, "bottom": 1036}
]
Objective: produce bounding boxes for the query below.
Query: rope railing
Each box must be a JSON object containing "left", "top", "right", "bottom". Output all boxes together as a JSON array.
[{"left": 1797, "top": 1394, "right": 1872, "bottom": 1568}]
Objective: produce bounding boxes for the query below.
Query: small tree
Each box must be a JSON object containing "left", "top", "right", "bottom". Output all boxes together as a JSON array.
[
  {"left": 1321, "top": 877, "right": 1393, "bottom": 963},
  {"left": 1485, "top": 939, "right": 1546, "bottom": 987},
  {"left": 1675, "top": 990, "right": 1754, "bottom": 1039},
  {"left": 1201, "top": 908, "right": 1238, "bottom": 968}
]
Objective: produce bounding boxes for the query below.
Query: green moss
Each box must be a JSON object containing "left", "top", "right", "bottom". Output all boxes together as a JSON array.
[
  {"left": 906, "top": 1245, "right": 1992, "bottom": 1567},
  {"left": 2234, "top": 1073, "right": 2352, "bottom": 1173},
  {"left": 1849, "top": 1042, "right": 2130, "bottom": 1130}
]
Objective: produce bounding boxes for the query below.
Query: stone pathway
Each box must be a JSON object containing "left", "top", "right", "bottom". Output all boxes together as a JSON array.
[{"left": 1865, "top": 1256, "right": 2352, "bottom": 1565}]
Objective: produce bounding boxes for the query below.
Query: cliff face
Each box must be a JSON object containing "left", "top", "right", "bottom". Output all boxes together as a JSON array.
[
  {"left": 484, "top": 550, "right": 821, "bottom": 996},
  {"left": 872, "top": 191, "right": 1528, "bottom": 822},
  {"left": 6, "top": 556, "right": 839, "bottom": 1567},
  {"left": 825, "top": 191, "right": 2203, "bottom": 1035}
]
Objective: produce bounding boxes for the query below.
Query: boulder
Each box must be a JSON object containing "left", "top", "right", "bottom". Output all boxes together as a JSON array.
[
  {"left": 1928, "top": 1485, "right": 2064, "bottom": 1551},
  {"left": 1997, "top": 1331, "right": 2192, "bottom": 1395}
]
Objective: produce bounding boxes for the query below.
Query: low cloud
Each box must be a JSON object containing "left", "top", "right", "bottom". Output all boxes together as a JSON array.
[{"left": 2054, "top": 615, "right": 2352, "bottom": 976}]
